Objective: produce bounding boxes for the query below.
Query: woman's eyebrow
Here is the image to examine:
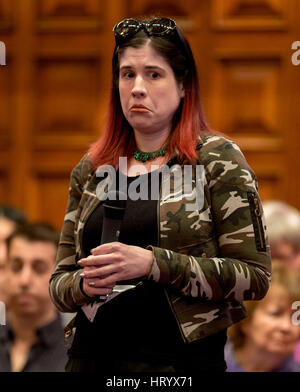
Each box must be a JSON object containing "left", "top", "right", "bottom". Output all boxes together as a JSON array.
[
  {"left": 120, "top": 65, "right": 165, "bottom": 71},
  {"left": 144, "top": 65, "right": 165, "bottom": 70}
]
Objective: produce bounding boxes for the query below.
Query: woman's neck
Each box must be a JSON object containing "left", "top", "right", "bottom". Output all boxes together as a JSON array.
[{"left": 235, "top": 343, "right": 287, "bottom": 372}]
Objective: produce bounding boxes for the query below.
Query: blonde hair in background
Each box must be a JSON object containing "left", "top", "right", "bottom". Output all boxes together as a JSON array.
[{"left": 262, "top": 200, "right": 300, "bottom": 249}]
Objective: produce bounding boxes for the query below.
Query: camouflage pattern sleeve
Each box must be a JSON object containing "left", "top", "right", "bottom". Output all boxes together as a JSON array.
[
  {"left": 49, "top": 155, "right": 93, "bottom": 312},
  {"left": 146, "top": 135, "right": 271, "bottom": 303}
]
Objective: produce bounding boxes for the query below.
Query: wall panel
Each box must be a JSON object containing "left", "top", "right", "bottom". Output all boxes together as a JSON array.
[
  {"left": 0, "top": 59, "right": 12, "bottom": 147},
  {"left": 0, "top": 0, "right": 15, "bottom": 30},
  {"left": 210, "top": 56, "right": 282, "bottom": 138},
  {"left": 126, "top": 0, "right": 202, "bottom": 30},
  {"left": 26, "top": 173, "right": 70, "bottom": 229},
  {"left": 211, "top": 0, "right": 292, "bottom": 30},
  {"left": 0, "top": 0, "right": 300, "bottom": 229},
  {"left": 0, "top": 173, "right": 9, "bottom": 203},
  {"left": 33, "top": 56, "right": 102, "bottom": 149},
  {"left": 35, "top": 0, "right": 105, "bottom": 31}
]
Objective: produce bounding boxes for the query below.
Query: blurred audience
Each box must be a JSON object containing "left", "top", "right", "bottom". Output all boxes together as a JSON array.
[
  {"left": 0, "top": 222, "right": 68, "bottom": 372},
  {"left": 263, "top": 200, "right": 300, "bottom": 363},
  {"left": 0, "top": 205, "right": 27, "bottom": 304},
  {"left": 225, "top": 262, "right": 300, "bottom": 372},
  {"left": 263, "top": 200, "right": 300, "bottom": 270}
]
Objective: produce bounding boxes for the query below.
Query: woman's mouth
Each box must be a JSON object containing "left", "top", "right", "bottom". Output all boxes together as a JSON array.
[{"left": 130, "top": 105, "right": 150, "bottom": 113}]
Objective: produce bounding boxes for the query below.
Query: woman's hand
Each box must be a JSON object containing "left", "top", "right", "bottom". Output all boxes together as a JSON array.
[
  {"left": 80, "top": 265, "right": 115, "bottom": 298},
  {"left": 78, "top": 242, "right": 153, "bottom": 296}
]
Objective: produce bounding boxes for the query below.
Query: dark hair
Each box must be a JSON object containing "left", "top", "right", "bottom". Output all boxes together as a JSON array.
[
  {"left": 6, "top": 222, "right": 60, "bottom": 255},
  {"left": 89, "top": 20, "right": 210, "bottom": 167},
  {"left": 0, "top": 205, "right": 27, "bottom": 226}
]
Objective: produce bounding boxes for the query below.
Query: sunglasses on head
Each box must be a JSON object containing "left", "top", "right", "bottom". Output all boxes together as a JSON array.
[{"left": 113, "top": 17, "right": 177, "bottom": 45}]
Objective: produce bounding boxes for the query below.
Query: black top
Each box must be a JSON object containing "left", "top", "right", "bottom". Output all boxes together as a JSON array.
[
  {"left": 82, "top": 171, "right": 158, "bottom": 256},
  {"left": 70, "top": 171, "right": 227, "bottom": 371},
  {"left": 0, "top": 314, "right": 68, "bottom": 372}
]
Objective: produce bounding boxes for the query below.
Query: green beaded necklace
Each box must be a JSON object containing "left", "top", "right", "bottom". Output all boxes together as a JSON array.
[{"left": 133, "top": 146, "right": 168, "bottom": 162}]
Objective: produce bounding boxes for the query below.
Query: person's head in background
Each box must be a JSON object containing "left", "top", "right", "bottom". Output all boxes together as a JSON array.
[
  {"left": 89, "top": 17, "right": 209, "bottom": 168},
  {"left": 0, "top": 205, "right": 27, "bottom": 303},
  {"left": 263, "top": 200, "right": 300, "bottom": 270},
  {"left": 5, "top": 222, "right": 59, "bottom": 328},
  {"left": 227, "top": 262, "right": 300, "bottom": 372}
]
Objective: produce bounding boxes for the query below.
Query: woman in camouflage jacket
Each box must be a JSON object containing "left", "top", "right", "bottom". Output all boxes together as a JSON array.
[{"left": 49, "top": 17, "right": 271, "bottom": 372}]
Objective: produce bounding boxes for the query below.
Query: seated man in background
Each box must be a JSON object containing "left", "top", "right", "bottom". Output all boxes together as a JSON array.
[
  {"left": 263, "top": 200, "right": 300, "bottom": 270},
  {"left": 0, "top": 222, "right": 68, "bottom": 372},
  {"left": 225, "top": 262, "right": 300, "bottom": 372},
  {"left": 0, "top": 205, "right": 27, "bottom": 304}
]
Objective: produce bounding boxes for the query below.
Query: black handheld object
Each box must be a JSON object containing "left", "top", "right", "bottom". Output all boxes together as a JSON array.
[
  {"left": 97, "top": 191, "right": 127, "bottom": 302},
  {"left": 100, "top": 191, "right": 127, "bottom": 244}
]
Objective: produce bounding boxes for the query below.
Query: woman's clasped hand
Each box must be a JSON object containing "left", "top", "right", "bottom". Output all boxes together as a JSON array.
[{"left": 78, "top": 242, "right": 153, "bottom": 297}]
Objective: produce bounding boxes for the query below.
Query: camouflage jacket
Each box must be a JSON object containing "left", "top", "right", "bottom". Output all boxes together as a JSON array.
[{"left": 49, "top": 132, "right": 271, "bottom": 343}]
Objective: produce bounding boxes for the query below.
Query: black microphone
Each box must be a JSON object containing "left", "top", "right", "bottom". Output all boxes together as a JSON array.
[
  {"left": 100, "top": 190, "right": 127, "bottom": 245},
  {"left": 97, "top": 190, "right": 127, "bottom": 302}
]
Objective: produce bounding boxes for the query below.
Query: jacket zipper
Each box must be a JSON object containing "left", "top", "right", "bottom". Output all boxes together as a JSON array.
[
  {"left": 248, "top": 192, "right": 266, "bottom": 251},
  {"left": 253, "top": 195, "right": 264, "bottom": 250}
]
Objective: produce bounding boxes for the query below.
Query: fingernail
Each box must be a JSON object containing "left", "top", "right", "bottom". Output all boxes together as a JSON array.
[
  {"left": 77, "top": 260, "right": 82, "bottom": 265},
  {"left": 88, "top": 282, "right": 95, "bottom": 287},
  {"left": 79, "top": 272, "right": 85, "bottom": 278}
]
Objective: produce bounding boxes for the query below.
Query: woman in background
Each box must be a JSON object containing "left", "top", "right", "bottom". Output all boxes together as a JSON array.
[{"left": 225, "top": 262, "right": 300, "bottom": 372}]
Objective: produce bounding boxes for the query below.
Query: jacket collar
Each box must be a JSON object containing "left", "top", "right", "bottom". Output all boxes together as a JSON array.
[{"left": 0, "top": 313, "right": 63, "bottom": 348}]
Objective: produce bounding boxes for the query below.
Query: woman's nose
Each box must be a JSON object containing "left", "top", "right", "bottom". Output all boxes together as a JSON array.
[{"left": 131, "top": 76, "right": 146, "bottom": 98}]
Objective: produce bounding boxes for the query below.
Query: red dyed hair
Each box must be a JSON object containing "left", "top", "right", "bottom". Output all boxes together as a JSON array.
[{"left": 89, "top": 23, "right": 210, "bottom": 168}]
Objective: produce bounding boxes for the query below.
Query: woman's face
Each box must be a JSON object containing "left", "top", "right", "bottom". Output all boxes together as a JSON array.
[
  {"left": 118, "top": 43, "right": 184, "bottom": 136},
  {"left": 243, "top": 288, "right": 300, "bottom": 356}
]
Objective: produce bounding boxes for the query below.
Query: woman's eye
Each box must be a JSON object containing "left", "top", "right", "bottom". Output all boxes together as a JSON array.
[
  {"left": 269, "top": 311, "right": 281, "bottom": 317},
  {"left": 150, "top": 72, "right": 160, "bottom": 79},
  {"left": 267, "top": 308, "right": 283, "bottom": 317},
  {"left": 121, "top": 72, "right": 134, "bottom": 79}
]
